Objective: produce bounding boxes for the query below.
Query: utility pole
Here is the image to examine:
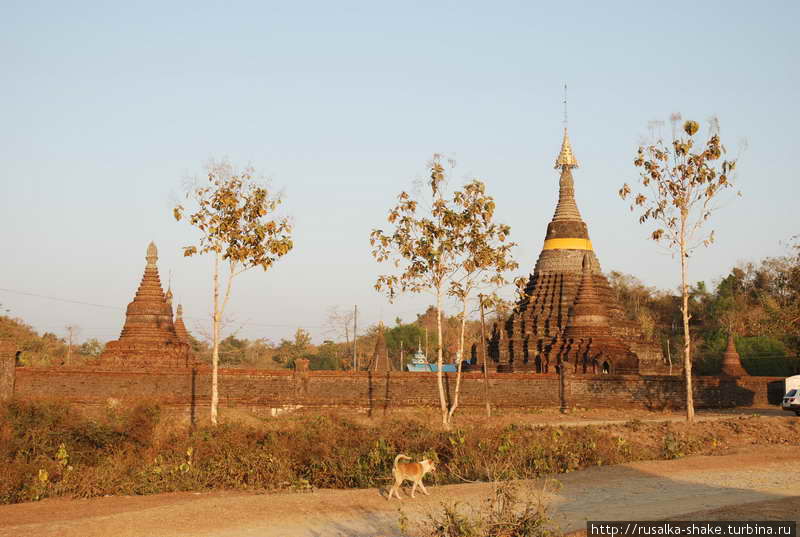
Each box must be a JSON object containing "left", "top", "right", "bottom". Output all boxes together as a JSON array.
[
  {"left": 65, "top": 325, "right": 79, "bottom": 366},
  {"left": 353, "top": 305, "right": 358, "bottom": 372},
  {"left": 479, "top": 294, "right": 491, "bottom": 418},
  {"left": 400, "top": 339, "right": 404, "bottom": 370}
]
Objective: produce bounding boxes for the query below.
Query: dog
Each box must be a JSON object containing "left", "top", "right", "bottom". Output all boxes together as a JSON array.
[{"left": 387, "top": 453, "right": 436, "bottom": 500}]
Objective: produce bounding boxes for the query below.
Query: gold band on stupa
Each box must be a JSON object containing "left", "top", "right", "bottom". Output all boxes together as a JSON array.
[{"left": 542, "top": 238, "right": 593, "bottom": 251}]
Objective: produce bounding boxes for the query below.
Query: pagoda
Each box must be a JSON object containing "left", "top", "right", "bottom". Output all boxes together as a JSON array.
[
  {"left": 501, "top": 128, "right": 668, "bottom": 375},
  {"left": 720, "top": 333, "right": 748, "bottom": 377},
  {"left": 173, "top": 304, "right": 193, "bottom": 345},
  {"left": 101, "top": 242, "right": 192, "bottom": 368}
]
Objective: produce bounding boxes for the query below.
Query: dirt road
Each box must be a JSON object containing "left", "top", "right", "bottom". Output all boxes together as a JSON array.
[{"left": 1, "top": 445, "right": 797, "bottom": 537}]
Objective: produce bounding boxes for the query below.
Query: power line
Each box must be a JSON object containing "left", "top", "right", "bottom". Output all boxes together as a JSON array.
[{"left": 0, "top": 286, "right": 324, "bottom": 330}]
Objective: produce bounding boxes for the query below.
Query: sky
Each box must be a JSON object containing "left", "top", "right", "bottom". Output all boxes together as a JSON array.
[{"left": 1, "top": 1, "right": 798, "bottom": 345}]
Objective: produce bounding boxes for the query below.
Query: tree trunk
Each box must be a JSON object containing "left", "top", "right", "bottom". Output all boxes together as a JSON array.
[
  {"left": 446, "top": 299, "right": 468, "bottom": 424},
  {"left": 479, "top": 295, "right": 491, "bottom": 418},
  {"left": 211, "top": 251, "right": 220, "bottom": 426},
  {"left": 680, "top": 218, "right": 694, "bottom": 423},
  {"left": 435, "top": 288, "right": 449, "bottom": 429}
]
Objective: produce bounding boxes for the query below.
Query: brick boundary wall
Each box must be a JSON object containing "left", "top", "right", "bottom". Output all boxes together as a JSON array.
[
  {"left": 0, "top": 341, "right": 16, "bottom": 402},
  {"left": 8, "top": 365, "right": 786, "bottom": 419}
]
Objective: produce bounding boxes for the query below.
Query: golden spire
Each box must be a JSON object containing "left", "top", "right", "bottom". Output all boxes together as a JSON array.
[{"left": 554, "top": 128, "right": 579, "bottom": 169}]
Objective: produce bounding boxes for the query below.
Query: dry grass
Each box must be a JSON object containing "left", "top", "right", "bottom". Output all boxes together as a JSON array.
[{"left": 1, "top": 398, "right": 798, "bottom": 505}]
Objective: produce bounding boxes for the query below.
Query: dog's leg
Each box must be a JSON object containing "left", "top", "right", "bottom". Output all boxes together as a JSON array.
[
  {"left": 389, "top": 475, "right": 403, "bottom": 500},
  {"left": 410, "top": 480, "right": 417, "bottom": 498},
  {"left": 419, "top": 482, "right": 430, "bottom": 496}
]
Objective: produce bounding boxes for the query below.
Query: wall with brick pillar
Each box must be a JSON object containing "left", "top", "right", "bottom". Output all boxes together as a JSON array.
[
  {"left": 0, "top": 340, "right": 17, "bottom": 401},
  {"left": 10, "top": 366, "right": 782, "bottom": 417}
]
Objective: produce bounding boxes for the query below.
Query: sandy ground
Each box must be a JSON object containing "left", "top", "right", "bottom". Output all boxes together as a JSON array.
[{"left": 1, "top": 443, "right": 797, "bottom": 537}]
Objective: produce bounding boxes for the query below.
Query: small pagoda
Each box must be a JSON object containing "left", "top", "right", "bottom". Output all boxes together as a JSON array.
[
  {"left": 101, "top": 242, "right": 193, "bottom": 368},
  {"left": 720, "top": 333, "right": 748, "bottom": 377},
  {"left": 501, "top": 128, "right": 668, "bottom": 375}
]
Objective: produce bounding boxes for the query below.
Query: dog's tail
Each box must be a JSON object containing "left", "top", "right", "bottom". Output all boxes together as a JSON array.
[{"left": 393, "top": 453, "right": 411, "bottom": 469}]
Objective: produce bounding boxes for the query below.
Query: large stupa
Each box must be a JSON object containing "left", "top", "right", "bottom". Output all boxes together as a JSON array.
[
  {"left": 101, "top": 242, "right": 193, "bottom": 368},
  {"left": 499, "top": 128, "right": 669, "bottom": 375}
]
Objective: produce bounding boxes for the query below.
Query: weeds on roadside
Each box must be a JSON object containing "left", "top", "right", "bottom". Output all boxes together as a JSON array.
[
  {"left": 2, "top": 399, "right": 798, "bottom": 505},
  {"left": 400, "top": 481, "right": 561, "bottom": 537}
]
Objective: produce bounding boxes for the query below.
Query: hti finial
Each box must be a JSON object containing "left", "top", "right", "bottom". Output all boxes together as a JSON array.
[
  {"left": 146, "top": 241, "right": 158, "bottom": 268},
  {"left": 554, "top": 85, "right": 578, "bottom": 169}
]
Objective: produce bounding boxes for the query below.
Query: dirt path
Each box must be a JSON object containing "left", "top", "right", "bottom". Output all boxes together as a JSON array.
[{"left": 1, "top": 445, "right": 797, "bottom": 537}]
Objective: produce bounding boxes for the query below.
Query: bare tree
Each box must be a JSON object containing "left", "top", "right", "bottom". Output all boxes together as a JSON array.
[
  {"left": 620, "top": 116, "right": 740, "bottom": 422},
  {"left": 65, "top": 325, "right": 80, "bottom": 366},
  {"left": 325, "top": 306, "right": 355, "bottom": 352}
]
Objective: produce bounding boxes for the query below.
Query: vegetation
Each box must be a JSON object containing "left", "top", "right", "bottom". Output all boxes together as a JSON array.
[
  {"left": 608, "top": 237, "right": 800, "bottom": 377},
  {"left": 2, "top": 399, "right": 798, "bottom": 505},
  {"left": 0, "top": 316, "right": 102, "bottom": 367},
  {"left": 401, "top": 482, "right": 559, "bottom": 537},
  {"left": 371, "top": 155, "right": 517, "bottom": 429},
  {"left": 620, "top": 116, "right": 740, "bottom": 422},
  {"left": 174, "top": 159, "right": 293, "bottom": 425}
]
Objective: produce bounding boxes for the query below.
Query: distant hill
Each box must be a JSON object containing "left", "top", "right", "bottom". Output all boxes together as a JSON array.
[{"left": 0, "top": 315, "right": 91, "bottom": 367}]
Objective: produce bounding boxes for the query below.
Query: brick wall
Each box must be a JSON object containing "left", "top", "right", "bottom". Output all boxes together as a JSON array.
[
  {"left": 0, "top": 341, "right": 15, "bottom": 401},
  {"left": 9, "top": 365, "right": 783, "bottom": 417}
]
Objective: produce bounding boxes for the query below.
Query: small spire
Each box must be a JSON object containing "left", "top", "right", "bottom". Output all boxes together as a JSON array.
[
  {"left": 555, "top": 128, "right": 579, "bottom": 169},
  {"left": 146, "top": 241, "right": 158, "bottom": 268},
  {"left": 176, "top": 304, "right": 183, "bottom": 318},
  {"left": 165, "top": 270, "right": 173, "bottom": 306}
]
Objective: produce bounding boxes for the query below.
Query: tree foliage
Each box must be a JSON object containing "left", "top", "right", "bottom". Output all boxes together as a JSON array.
[
  {"left": 370, "top": 155, "right": 516, "bottom": 428},
  {"left": 174, "top": 159, "right": 293, "bottom": 425},
  {"left": 620, "top": 116, "right": 740, "bottom": 423}
]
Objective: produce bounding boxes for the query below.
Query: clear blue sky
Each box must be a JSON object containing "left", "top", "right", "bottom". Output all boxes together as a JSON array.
[{"left": 1, "top": 1, "right": 797, "bottom": 344}]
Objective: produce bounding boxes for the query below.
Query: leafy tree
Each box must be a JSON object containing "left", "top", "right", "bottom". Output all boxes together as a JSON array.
[
  {"left": 446, "top": 179, "right": 517, "bottom": 422},
  {"left": 308, "top": 341, "right": 340, "bottom": 370},
  {"left": 273, "top": 328, "right": 312, "bottom": 368},
  {"left": 385, "top": 321, "right": 423, "bottom": 369},
  {"left": 218, "top": 335, "right": 248, "bottom": 366},
  {"left": 371, "top": 155, "right": 462, "bottom": 428},
  {"left": 174, "top": 159, "right": 293, "bottom": 425},
  {"left": 371, "top": 155, "right": 515, "bottom": 428},
  {"left": 78, "top": 338, "right": 104, "bottom": 357},
  {"left": 620, "top": 116, "right": 739, "bottom": 422}
]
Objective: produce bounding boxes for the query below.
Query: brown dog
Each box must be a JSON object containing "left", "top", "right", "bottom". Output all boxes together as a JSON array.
[{"left": 387, "top": 453, "right": 436, "bottom": 500}]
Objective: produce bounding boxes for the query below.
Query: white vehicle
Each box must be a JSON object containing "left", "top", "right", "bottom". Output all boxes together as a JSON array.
[{"left": 781, "top": 375, "right": 800, "bottom": 416}]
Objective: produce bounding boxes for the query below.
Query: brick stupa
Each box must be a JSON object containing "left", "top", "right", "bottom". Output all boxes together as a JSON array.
[
  {"left": 556, "top": 254, "right": 640, "bottom": 374},
  {"left": 501, "top": 128, "right": 668, "bottom": 375},
  {"left": 720, "top": 333, "right": 748, "bottom": 377},
  {"left": 101, "top": 242, "right": 192, "bottom": 368},
  {"left": 173, "top": 304, "right": 192, "bottom": 345}
]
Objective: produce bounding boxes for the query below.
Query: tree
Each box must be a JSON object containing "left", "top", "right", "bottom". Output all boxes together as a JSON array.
[
  {"left": 174, "top": 160, "right": 293, "bottom": 425},
  {"left": 446, "top": 180, "right": 517, "bottom": 423},
  {"left": 65, "top": 325, "right": 80, "bottom": 366},
  {"left": 371, "top": 155, "right": 461, "bottom": 428},
  {"left": 371, "top": 155, "right": 515, "bottom": 428},
  {"left": 78, "top": 338, "right": 104, "bottom": 357},
  {"left": 620, "top": 116, "right": 739, "bottom": 422},
  {"left": 273, "top": 328, "right": 312, "bottom": 368},
  {"left": 324, "top": 306, "right": 355, "bottom": 366}
]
